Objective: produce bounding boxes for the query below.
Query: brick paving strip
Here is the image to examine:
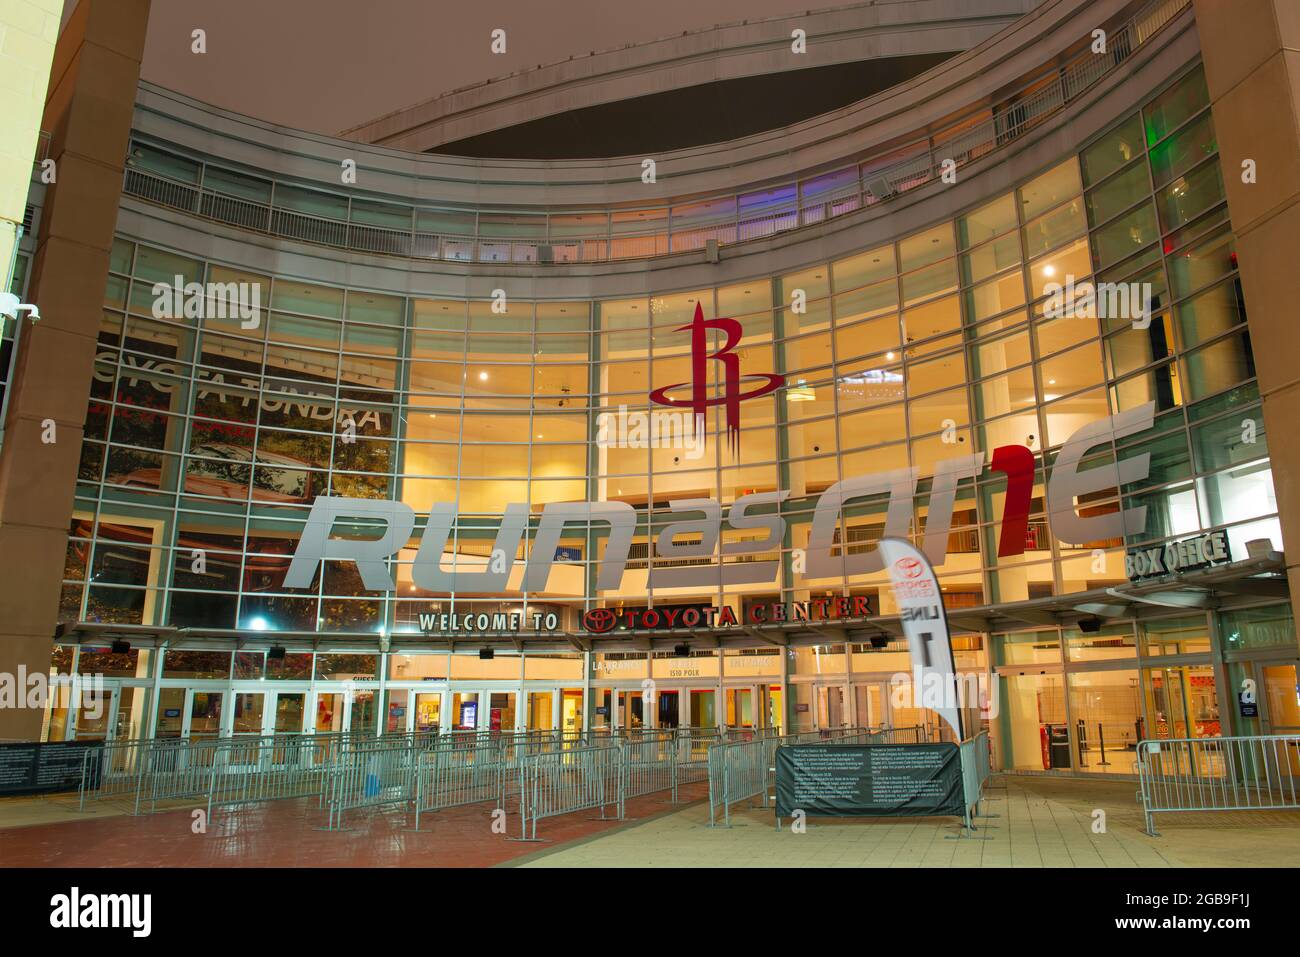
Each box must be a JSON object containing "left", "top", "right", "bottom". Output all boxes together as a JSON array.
[{"left": 0, "top": 783, "right": 710, "bottom": 868}]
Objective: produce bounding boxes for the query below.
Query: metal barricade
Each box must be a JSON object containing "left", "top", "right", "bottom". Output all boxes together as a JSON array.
[
  {"left": 1137, "top": 735, "right": 1300, "bottom": 836},
  {"left": 412, "top": 743, "right": 506, "bottom": 829},
  {"left": 206, "top": 735, "right": 338, "bottom": 817},
  {"left": 517, "top": 745, "right": 624, "bottom": 841},
  {"left": 620, "top": 731, "right": 677, "bottom": 800},
  {"left": 80, "top": 738, "right": 155, "bottom": 814},
  {"left": 323, "top": 743, "right": 418, "bottom": 830},
  {"left": 959, "top": 730, "right": 993, "bottom": 830},
  {"left": 675, "top": 727, "right": 722, "bottom": 790}
]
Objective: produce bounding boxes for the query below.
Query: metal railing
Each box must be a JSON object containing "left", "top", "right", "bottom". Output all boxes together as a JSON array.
[
  {"left": 411, "top": 743, "right": 506, "bottom": 829},
  {"left": 1136, "top": 735, "right": 1300, "bottom": 836},
  {"left": 323, "top": 742, "right": 420, "bottom": 830},
  {"left": 121, "top": 0, "right": 1190, "bottom": 267},
  {"left": 621, "top": 731, "right": 679, "bottom": 800},
  {"left": 959, "top": 730, "right": 993, "bottom": 830},
  {"left": 516, "top": 745, "right": 625, "bottom": 841}
]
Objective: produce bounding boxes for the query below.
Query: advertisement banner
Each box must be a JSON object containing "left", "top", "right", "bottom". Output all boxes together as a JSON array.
[{"left": 877, "top": 537, "right": 963, "bottom": 740}]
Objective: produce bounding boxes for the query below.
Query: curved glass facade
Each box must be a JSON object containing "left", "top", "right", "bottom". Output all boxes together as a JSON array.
[{"left": 67, "top": 66, "right": 1277, "bottom": 647}]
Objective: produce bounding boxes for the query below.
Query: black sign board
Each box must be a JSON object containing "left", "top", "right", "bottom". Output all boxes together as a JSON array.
[
  {"left": 0, "top": 740, "right": 104, "bottom": 797},
  {"left": 1239, "top": 693, "right": 1259, "bottom": 718},
  {"left": 774, "top": 743, "right": 964, "bottom": 818}
]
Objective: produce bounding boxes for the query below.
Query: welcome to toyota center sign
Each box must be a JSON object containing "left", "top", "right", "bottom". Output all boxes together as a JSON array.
[{"left": 284, "top": 403, "right": 1158, "bottom": 600}]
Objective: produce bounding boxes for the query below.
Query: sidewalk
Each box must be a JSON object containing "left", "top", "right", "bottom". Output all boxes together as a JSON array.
[{"left": 509, "top": 775, "right": 1300, "bottom": 868}]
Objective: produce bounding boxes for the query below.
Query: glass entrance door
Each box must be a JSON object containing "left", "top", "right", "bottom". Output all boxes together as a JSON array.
[
  {"left": 1262, "top": 663, "right": 1300, "bottom": 733},
  {"left": 414, "top": 692, "right": 443, "bottom": 733},
  {"left": 187, "top": 691, "right": 224, "bottom": 740},
  {"left": 231, "top": 692, "right": 266, "bottom": 737},
  {"left": 490, "top": 692, "right": 517, "bottom": 732},
  {"left": 618, "top": 690, "right": 645, "bottom": 729},
  {"left": 71, "top": 683, "right": 116, "bottom": 741},
  {"left": 273, "top": 692, "right": 306, "bottom": 734},
  {"left": 815, "top": 684, "right": 846, "bottom": 729},
  {"left": 852, "top": 682, "right": 887, "bottom": 728},
  {"left": 314, "top": 692, "right": 345, "bottom": 734},
  {"left": 689, "top": 689, "right": 716, "bottom": 728},
  {"left": 657, "top": 690, "right": 680, "bottom": 728},
  {"left": 561, "top": 689, "right": 583, "bottom": 734},
  {"left": 726, "top": 688, "right": 754, "bottom": 728}
]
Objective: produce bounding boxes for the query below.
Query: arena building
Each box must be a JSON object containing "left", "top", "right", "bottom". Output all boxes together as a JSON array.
[{"left": 3, "top": 0, "right": 1298, "bottom": 779}]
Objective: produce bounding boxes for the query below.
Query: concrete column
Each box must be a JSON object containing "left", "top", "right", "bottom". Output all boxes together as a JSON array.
[
  {"left": 0, "top": 0, "right": 150, "bottom": 741},
  {"left": 1195, "top": 0, "right": 1300, "bottom": 631}
]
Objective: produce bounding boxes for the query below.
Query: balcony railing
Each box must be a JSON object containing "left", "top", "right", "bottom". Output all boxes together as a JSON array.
[{"left": 121, "top": 0, "right": 1190, "bottom": 267}]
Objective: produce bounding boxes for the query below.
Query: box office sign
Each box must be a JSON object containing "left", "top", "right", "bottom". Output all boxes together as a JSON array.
[
  {"left": 1125, "top": 529, "right": 1231, "bottom": 581},
  {"left": 774, "top": 743, "right": 964, "bottom": 819}
]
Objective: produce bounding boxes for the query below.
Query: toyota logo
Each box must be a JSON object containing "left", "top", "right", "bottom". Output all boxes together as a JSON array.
[
  {"left": 894, "top": 557, "right": 924, "bottom": 579},
  {"left": 583, "top": 608, "right": 618, "bottom": 634}
]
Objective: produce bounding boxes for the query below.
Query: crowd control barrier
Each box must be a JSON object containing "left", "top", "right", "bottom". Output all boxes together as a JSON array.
[
  {"left": 412, "top": 743, "right": 507, "bottom": 829},
  {"left": 323, "top": 743, "right": 420, "bottom": 830},
  {"left": 516, "top": 745, "right": 625, "bottom": 841},
  {"left": 959, "top": 731, "right": 993, "bottom": 830},
  {"left": 1136, "top": 734, "right": 1300, "bottom": 836}
]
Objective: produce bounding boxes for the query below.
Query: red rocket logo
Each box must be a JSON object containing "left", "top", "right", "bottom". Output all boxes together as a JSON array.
[{"left": 648, "top": 302, "right": 785, "bottom": 456}]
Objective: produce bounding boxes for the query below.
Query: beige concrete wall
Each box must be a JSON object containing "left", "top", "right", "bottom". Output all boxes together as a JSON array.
[
  {"left": 0, "top": 0, "right": 61, "bottom": 285},
  {"left": 0, "top": 0, "right": 150, "bottom": 741},
  {"left": 1195, "top": 0, "right": 1300, "bottom": 630}
]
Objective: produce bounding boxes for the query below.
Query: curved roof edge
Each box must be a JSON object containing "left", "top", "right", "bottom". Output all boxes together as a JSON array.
[{"left": 341, "top": 0, "right": 1038, "bottom": 154}]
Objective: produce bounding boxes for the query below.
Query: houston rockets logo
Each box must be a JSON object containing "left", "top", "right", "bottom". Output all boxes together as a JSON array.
[{"left": 648, "top": 302, "right": 784, "bottom": 455}]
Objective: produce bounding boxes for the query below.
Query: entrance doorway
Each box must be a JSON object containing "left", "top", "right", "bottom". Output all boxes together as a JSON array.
[
  {"left": 154, "top": 688, "right": 224, "bottom": 739},
  {"left": 657, "top": 690, "right": 680, "bottom": 728}
]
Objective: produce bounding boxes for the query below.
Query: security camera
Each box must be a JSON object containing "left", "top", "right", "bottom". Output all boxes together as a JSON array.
[{"left": 0, "top": 292, "right": 39, "bottom": 322}]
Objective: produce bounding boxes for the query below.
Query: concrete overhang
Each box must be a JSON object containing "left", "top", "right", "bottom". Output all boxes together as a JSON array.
[{"left": 342, "top": 0, "right": 1039, "bottom": 154}]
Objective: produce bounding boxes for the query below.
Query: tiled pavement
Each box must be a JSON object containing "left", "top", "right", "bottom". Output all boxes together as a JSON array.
[
  {"left": 3, "top": 775, "right": 1299, "bottom": 867},
  {"left": 510, "top": 775, "right": 1300, "bottom": 868}
]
